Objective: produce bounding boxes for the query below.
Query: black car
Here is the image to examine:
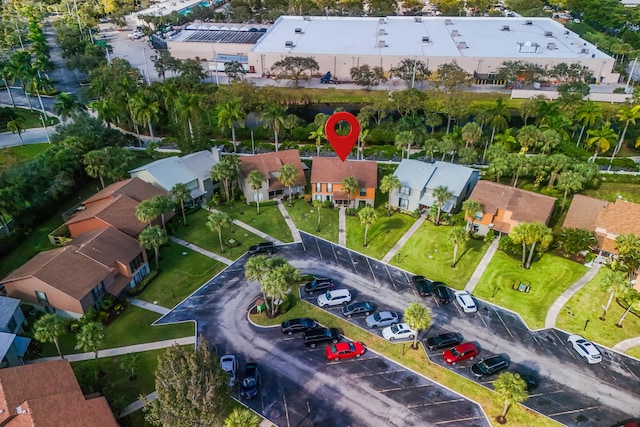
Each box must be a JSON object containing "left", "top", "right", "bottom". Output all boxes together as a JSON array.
[
  {"left": 303, "top": 327, "right": 340, "bottom": 348},
  {"left": 240, "top": 362, "right": 260, "bottom": 399},
  {"left": 470, "top": 355, "right": 510, "bottom": 379},
  {"left": 341, "top": 301, "right": 375, "bottom": 318},
  {"left": 304, "top": 277, "right": 334, "bottom": 294},
  {"left": 411, "top": 275, "right": 433, "bottom": 297},
  {"left": 248, "top": 241, "right": 275, "bottom": 255},
  {"left": 433, "top": 284, "right": 452, "bottom": 304},
  {"left": 518, "top": 373, "right": 540, "bottom": 391},
  {"left": 281, "top": 318, "right": 318, "bottom": 335},
  {"left": 426, "top": 332, "right": 463, "bottom": 351}
]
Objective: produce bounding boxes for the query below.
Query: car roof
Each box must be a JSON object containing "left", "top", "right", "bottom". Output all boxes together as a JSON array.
[
  {"left": 329, "top": 289, "right": 350, "bottom": 296},
  {"left": 484, "top": 354, "right": 507, "bottom": 365},
  {"left": 456, "top": 342, "right": 476, "bottom": 351}
]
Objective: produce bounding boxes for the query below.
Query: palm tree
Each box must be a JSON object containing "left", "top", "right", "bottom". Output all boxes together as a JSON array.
[
  {"left": 309, "top": 124, "right": 326, "bottom": 157},
  {"left": 33, "top": 314, "right": 65, "bottom": 359},
  {"left": 341, "top": 176, "right": 358, "bottom": 208},
  {"left": 462, "top": 199, "right": 482, "bottom": 231},
  {"left": 380, "top": 174, "right": 401, "bottom": 217},
  {"left": 82, "top": 149, "right": 109, "bottom": 188},
  {"left": 207, "top": 211, "right": 232, "bottom": 253},
  {"left": 432, "top": 185, "right": 452, "bottom": 226},
  {"left": 614, "top": 233, "right": 640, "bottom": 275},
  {"left": 609, "top": 105, "right": 640, "bottom": 169},
  {"left": 487, "top": 98, "right": 510, "bottom": 145},
  {"left": 216, "top": 99, "right": 246, "bottom": 152},
  {"left": 461, "top": 121, "right": 482, "bottom": 148},
  {"left": 358, "top": 206, "right": 378, "bottom": 247},
  {"left": 247, "top": 170, "right": 266, "bottom": 214},
  {"left": 130, "top": 90, "right": 160, "bottom": 142},
  {"left": 599, "top": 269, "right": 629, "bottom": 321},
  {"left": 312, "top": 199, "right": 323, "bottom": 232},
  {"left": 261, "top": 261, "right": 301, "bottom": 316},
  {"left": 516, "top": 125, "right": 542, "bottom": 154},
  {"left": 260, "top": 103, "right": 287, "bottom": 152},
  {"left": 211, "top": 156, "right": 240, "bottom": 205},
  {"left": 616, "top": 288, "right": 640, "bottom": 328},
  {"left": 448, "top": 226, "right": 470, "bottom": 268},
  {"left": 76, "top": 322, "right": 105, "bottom": 375},
  {"left": 394, "top": 130, "right": 414, "bottom": 159},
  {"left": 586, "top": 122, "right": 616, "bottom": 161},
  {"left": 7, "top": 117, "right": 25, "bottom": 145},
  {"left": 171, "top": 183, "right": 190, "bottom": 226},
  {"left": 575, "top": 100, "right": 601, "bottom": 147},
  {"left": 173, "top": 91, "right": 201, "bottom": 142},
  {"left": 136, "top": 199, "right": 157, "bottom": 227},
  {"left": 225, "top": 407, "right": 261, "bottom": 427},
  {"left": 53, "top": 92, "right": 86, "bottom": 121},
  {"left": 404, "top": 302, "right": 431, "bottom": 350},
  {"left": 0, "top": 58, "right": 17, "bottom": 107},
  {"left": 557, "top": 170, "right": 585, "bottom": 210},
  {"left": 493, "top": 372, "right": 528, "bottom": 423},
  {"left": 88, "top": 98, "right": 118, "bottom": 128},
  {"left": 139, "top": 226, "right": 168, "bottom": 269},
  {"left": 279, "top": 163, "right": 299, "bottom": 206},
  {"left": 151, "top": 195, "right": 173, "bottom": 229}
]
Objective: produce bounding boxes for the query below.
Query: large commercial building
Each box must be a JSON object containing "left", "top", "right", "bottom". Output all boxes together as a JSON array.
[{"left": 167, "top": 16, "right": 618, "bottom": 83}]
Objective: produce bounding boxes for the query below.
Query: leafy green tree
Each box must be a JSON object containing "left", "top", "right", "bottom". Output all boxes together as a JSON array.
[
  {"left": 224, "top": 60, "right": 246, "bottom": 82},
  {"left": 120, "top": 353, "right": 140, "bottom": 381},
  {"left": 493, "top": 372, "right": 528, "bottom": 423},
  {"left": 76, "top": 322, "right": 105, "bottom": 375},
  {"left": 260, "top": 103, "right": 287, "bottom": 152},
  {"left": 53, "top": 92, "right": 86, "bottom": 121},
  {"left": 279, "top": 163, "right": 298, "bottom": 206},
  {"left": 394, "top": 131, "right": 414, "bottom": 159},
  {"left": 516, "top": 125, "right": 542, "bottom": 155},
  {"left": 312, "top": 199, "right": 323, "bottom": 232},
  {"left": 448, "top": 226, "right": 470, "bottom": 268},
  {"left": 33, "top": 314, "right": 66, "bottom": 359},
  {"left": 391, "top": 59, "right": 430, "bottom": 88},
  {"left": 403, "top": 302, "right": 431, "bottom": 350},
  {"left": 435, "top": 62, "right": 473, "bottom": 92},
  {"left": 6, "top": 117, "right": 25, "bottom": 145},
  {"left": 614, "top": 233, "right": 640, "bottom": 275},
  {"left": 350, "top": 65, "right": 386, "bottom": 90},
  {"left": 143, "top": 340, "right": 231, "bottom": 427},
  {"left": 587, "top": 122, "right": 616, "bottom": 161},
  {"left": 225, "top": 407, "right": 261, "bottom": 427},
  {"left": 555, "top": 228, "right": 596, "bottom": 257},
  {"left": 341, "top": 176, "right": 358, "bottom": 208},
  {"left": 432, "top": 185, "right": 452, "bottom": 226},
  {"left": 216, "top": 99, "right": 246, "bottom": 152},
  {"left": 461, "top": 121, "right": 482, "bottom": 149},
  {"left": 271, "top": 56, "right": 319, "bottom": 87},
  {"left": 247, "top": 169, "right": 266, "bottom": 214},
  {"left": 380, "top": 174, "right": 401, "bottom": 217},
  {"left": 609, "top": 105, "right": 640, "bottom": 169},
  {"left": 82, "top": 149, "right": 109, "bottom": 188},
  {"left": 171, "top": 183, "right": 190, "bottom": 226},
  {"left": 139, "top": 225, "right": 168, "bottom": 269},
  {"left": 358, "top": 206, "right": 378, "bottom": 247},
  {"left": 207, "top": 211, "right": 233, "bottom": 253},
  {"left": 599, "top": 269, "right": 630, "bottom": 321}
]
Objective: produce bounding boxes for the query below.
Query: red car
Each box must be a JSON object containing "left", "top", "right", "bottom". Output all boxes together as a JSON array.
[
  {"left": 442, "top": 342, "right": 478, "bottom": 365},
  {"left": 325, "top": 341, "right": 366, "bottom": 361}
]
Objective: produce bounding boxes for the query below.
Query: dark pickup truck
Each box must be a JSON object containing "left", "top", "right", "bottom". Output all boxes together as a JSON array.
[{"left": 248, "top": 241, "right": 275, "bottom": 255}]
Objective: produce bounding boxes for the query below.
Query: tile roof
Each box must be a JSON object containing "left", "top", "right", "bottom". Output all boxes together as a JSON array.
[
  {"left": 311, "top": 157, "right": 377, "bottom": 188},
  {"left": 0, "top": 360, "right": 117, "bottom": 426},
  {"left": 83, "top": 177, "right": 165, "bottom": 205},
  {"left": 596, "top": 199, "right": 640, "bottom": 237},
  {"left": 66, "top": 194, "right": 147, "bottom": 237},
  {"left": 239, "top": 150, "right": 306, "bottom": 190},
  {"left": 562, "top": 195, "right": 609, "bottom": 230},
  {"left": 469, "top": 181, "right": 556, "bottom": 224},
  {"left": 68, "top": 227, "right": 143, "bottom": 268}
]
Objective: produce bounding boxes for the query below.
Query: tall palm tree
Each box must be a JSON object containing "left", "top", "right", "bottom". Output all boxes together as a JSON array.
[
  {"left": 247, "top": 169, "right": 266, "bottom": 214},
  {"left": 358, "top": 206, "right": 378, "bottom": 247},
  {"left": 77, "top": 322, "right": 105, "bottom": 375},
  {"left": 216, "top": 99, "right": 246, "bottom": 152},
  {"left": 487, "top": 98, "right": 510, "bottom": 144},
  {"left": 394, "top": 130, "right": 414, "bottom": 159},
  {"left": 260, "top": 103, "right": 287, "bottom": 152},
  {"left": 139, "top": 226, "right": 168, "bottom": 269},
  {"left": 151, "top": 195, "right": 173, "bottom": 230},
  {"left": 341, "top": 176, "right": 358, "bottom": 208},
  {"left": 211, "top": 157, "right": 240, "bottom": 205},
  {"left": 614, "top": 233, "right": 640, "bottom": 275},
  {"left": 312, "top": 199, "right": 323, "bottom": 231},
  {"left": 82, "top": 149, "right": 109, "bottom": 188},
  {"left": 380, "top": 174, "right": 401, "bottom": 216},
  {"left": 448, "top": 226, "right": 470, "bottom": 268},
  {"left": 516, "top": 125, "right": 542, "bottom": 155},
  {"left": 616, "top": 288, "right": 640, "bottom": 328},
  {"left": 575, "top": 100, "right": 601, "bottom": 147},
  {"left": 135, "top": 199, "right": 157, "bottom": 227},
  {"left": 493, "top": 372, "right": 528, "bottom": 423},
  {"left": 5, "top": 50, "right": 34, "bottom": 111},
  {"left": 587, "top": 122, "right": 617, "bottom": 161},
  {"left": 33, "top": 314, "right": 65, "bottom": 359},
  {"left": 279, "top": 163, "right": 298, "bottom": 206},
  {"left": 460, "top": 121, "right": 482, "bottom": 148},
  {"left": 53, "top": 92, "right": 86, "bottom": 121},
  {"left": 0, "top": 58, "right": 17, "bottom": 107},
  {"left": 462, "top": 199, "right": 482, "bottom": 231},
  {"left": 432, "top": 185, "right": 452, "bottom": 226},
  {"left": 130, "top": 90, "right": 160, "bottom": 142},
  {"left": 207, "top": 211, "right": 232, "bottom": 253},
  {"left": 88, "top": 98, "right": 118, "bottom": 128},
  {"left": 403, "top": 302, "right": 431, "bottom": 350},
  {"left": 557, "top": 170, "right": 585, "bottom": 210},
  {"left": 599, "top": 269, "right": 629, "bottom": 321},
  {"left": 173, "top": 91, "right": 201, "bottom": 142},
  {"left": 308, "top": 124, "right": 326, "bottom": 157},
  {"left": 7, "top": 117, "right": 25, "bottom": 145},
  {"left": 171, "top": 183, "right": 190, "bottom": 226},
  {"left": 608, "top": 105, "right": 640, "bottom": 169}
]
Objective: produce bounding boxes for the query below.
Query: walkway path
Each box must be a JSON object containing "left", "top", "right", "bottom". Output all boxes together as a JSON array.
[
  {"left": 338, "top": 207, "right": 346, "bottom": 247},
  {"left": 612, "top": 337, "right": 640, "bottom": 353},
  {"left": 464, "top": 237, "right": 500, "bottom": 293},
  {"left": 169, "top": 236, "right": 233, "bottom": 265},
  {"left": 544, "top": 264, "right": 601, "bottom": 329},
  {"left": 120, "top": 392, "right": 157, "bottom": 417},
  {"left": 128, "top": 298, "right": 170, "bottom": 315},
  {"left": 382, "top": 215, "right": 426, "bottom": 263},
  {"left": 277, "top": 199, "right": 301, "bottom": 242},
  {"left": 204, "top": 205, "right": 284, "bottom": 245}
]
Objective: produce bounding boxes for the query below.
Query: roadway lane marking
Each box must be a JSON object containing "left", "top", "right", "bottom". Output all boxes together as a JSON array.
[
  {"left": 351, "top": 369, "right": 406, "bottom": 378},
  {"left": 407, "top": 398, "right": 465, "bottom": 408},
  {"left": 548, "top": 406, "right": 599, "bottom": 416},
  {"left": 493, "top": 307, "right": 513, "bottom": 338},
  {"left": 434, "top": 416, "right": 486, "bottom": 425},
  {"left": 377, "top": 383, "right": 432, "bottom": 393}
]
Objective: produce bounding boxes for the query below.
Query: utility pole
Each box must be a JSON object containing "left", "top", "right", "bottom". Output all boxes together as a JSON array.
[{"left": 625, "top": 57, "right": 638, "bottom": 94}]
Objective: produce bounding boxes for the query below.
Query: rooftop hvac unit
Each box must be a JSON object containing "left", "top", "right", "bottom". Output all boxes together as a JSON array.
[
  {"left": 303, "top": 15, "right": 310, "bottom": 21},
  {"left": 581, "top": 48, "right": 590, "bottom": 54},
  {"left": 294, "top": 27, "right": 302, "bottom": 34},
  {"left": 544, "top": 31, "right": 553, "bottom": 37},
  {"left": 378, "top": 18, "right": 386, "bottom": 24},
  {"left": 377, "top": 40, "right": 386, "bottom": 48},
  {"left": 524, "top": 20, "right": 533, "bottom": 25},
  {"left": 285, "top": 40, "right": 294, "bottom": 47},
  {"left": 422, "top": 36, "right": 430, "bottom": 43},
  {"left": 445, "top": 19, "right": 453, "bottom": 25},
  {"left": 458, "top": 41, "right": 468, "bottom": 49},
  {"left": 501, "top": 25, "right": 510, "bottom": 31},
  {"left": 547, "top": 42, "right": 557, "bottom": 50},
  {"left": 451, "top": 29, "right": 460, "bottom": 36},
  {"left": 378, "top": 29, "right": 386, "bottom": 36},
  {"left": 414, "top": 17, "right": 422, "bottom": 23}
]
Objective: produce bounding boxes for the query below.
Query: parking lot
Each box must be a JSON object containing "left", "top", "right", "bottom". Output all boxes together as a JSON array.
[{"left": 157, "top": 233, "right": 640, "bottom": 426}]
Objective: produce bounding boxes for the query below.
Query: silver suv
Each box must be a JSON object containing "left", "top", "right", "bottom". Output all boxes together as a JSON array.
[{"left": 317, "top": 289, "right": 352, "bottom": 307}]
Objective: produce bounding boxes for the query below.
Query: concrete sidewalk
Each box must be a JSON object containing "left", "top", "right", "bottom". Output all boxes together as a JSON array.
[
  {"left": 169, "top": 236, "right": 233, "bottom": 265},
  {"left": 277, "top": 199, "right": 301, "bottom": 242},
  {"left": 544, "top": 264, "right": 602, "bottom": 329},
  {"left": 612, "top": 336, "right": 640, "bottom": 353},
  {"left": 338, "top": 207, "right": 346, "bottom": 247},
  {"left": 204, "top": 205, "right": 284, "bottom": 245},
  {"left": 120, "top": 391, "right": 157, "bottom": 417},
  {"left": 382, "top": 215, "right": 426, "bottom": 263},
  {"left": 128, "top": 298, "right": 170, "bottom": 315},
  {"left": 464, "top": 237, "right": 500, "bottom": 293}
]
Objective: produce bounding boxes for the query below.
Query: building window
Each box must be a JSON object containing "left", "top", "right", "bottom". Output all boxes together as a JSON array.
[
  {"left": 400, "top": 186, "right": 410, "bottom": 196},
  {"left": 91, "top": 281, "right": 106, "bottom": 301},
  {"left": 399, "top": 198, "right": 409, "bottom": 210},
  {"left": 35, "top": 291, "right": 48, "bottom": 304},
  {"left": 475, "top": 211, "right": 483, "bottom": 220},
  {"left": 360, "top": 187, "right": 366, "bottom": 196},
  {"left": 129, "top": 252, "right": 144, "bottom": 272},
  {"left": 315, "top": 182, "right": 321, "bottom": 192},
  {"left": 327, "top": 183, "right": 332, "bottom": 192},
  {"left": 7, "top": 317, "right": 17, "bottom": 332}
]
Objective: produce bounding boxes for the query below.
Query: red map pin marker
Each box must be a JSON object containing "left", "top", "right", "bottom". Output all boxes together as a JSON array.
[{"left": 325, "top": 112, "right": 360, "bottom": 162}]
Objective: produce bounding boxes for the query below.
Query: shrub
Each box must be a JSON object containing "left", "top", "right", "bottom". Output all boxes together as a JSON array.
[
  {"left": 322, "top": 200, "right": 332, "bottom": 209},
  {"left": 304, "top": 194, "right": 312, "bottom": 202},
  {"left": 127, "top": 270, "right": 159, "bottom": 297},
  {"left": 412, "top": 208, "right": 421, "bottom": 218},
  {"left": 345, "top": 207, "right": 358, "bottom": 216},
  {"left": 484, "top": 229, "right": 496, "bottom": 243}
]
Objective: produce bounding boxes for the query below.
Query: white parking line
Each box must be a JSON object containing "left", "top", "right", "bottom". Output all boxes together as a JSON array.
[
  {"left": 384, "top": 265, "right": 398, "bottom": 291},
  {"left": 326, "top": 356, "right": 377, "bottom": 365},
  {"left": 315, "top": 238, "right": 322, "bottom": 258},
  {"left": 434, "top": 416, "right": 486, "bottom": 425},
  {"left": 377, "top": 383, "right": 432, "bottom": 393},
  {"left": 493, "top": 307, "right": 513, "bottom": 338},
  {"left": 366, "top": 257, "right": 378, "bottom": 283},
  {"left": 552, "top": 329, "right": 577, "bottom": 359},
  {"left": 476, "top": 310, "right": 489, "bottom": 328},
  {"left": 548, "top": 406, "right": 599, "bottom": 416},
  {"left": 351, "top": 369, "right": 406, "bottom": 378},
  {"left": 331, "top": 244, "right": 338, "bottom": 263},
  {"left": 528, "top": 389, "right": 566, "bottom": 398},
  {"left": 407, "top": 398, "right": 465, "bottom": 409}
]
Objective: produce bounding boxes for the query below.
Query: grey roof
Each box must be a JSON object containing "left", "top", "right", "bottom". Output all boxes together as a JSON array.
[
  {"left": 393, "top": 159, "right": 437, "bottom": 191},
  {"left": 429, "top": 161, "right": 479, "bottom": 197},
  {"left": 181, "top": 150, "right": 219, "bottom": 181},
  {"left": 0, "top": 297, "right": 20, "bottom": 330},
  {"left": 171, "top": 29, "right": 266, "bottom": 44},
  {"left": 0, "top": 332, "right": 15, "bottom": 361},
  {"left": 129, "top": 156, "right": 198, "bottom": 191}
]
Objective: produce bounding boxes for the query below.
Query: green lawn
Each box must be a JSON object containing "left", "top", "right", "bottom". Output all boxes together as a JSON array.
[
  {"left": 474, "top": 251, "right": 588, "bottom": 330},
  {"left": 284, "top": 199, "right": 340, "bottom": 243},
  {"left": 172, "top": 208, "right": 265, "bottom": 260},
  {"left": 583, "top": 182, "right": 640, "bottom": 203},
  {"left": 215, "top": 202, "right": 293, "bottom": 243},
  {"left": 345, "top": 210, "right": 415, "bottom": 259},
  {"left": 389, "top": 221, "right": 489, "bottom": 289},
  {"left": 0, "top": 143, "right": 50, "bottom": 162},
  {"left": 138, "top": 242, "right": 224, "bottom": 308},
  {"left": 9, "top": 108, "right": 59, "bottom": 128},
  {"left": 626, "top": 346, "right": 640, "bottom": 359},
  {"left": 556, "top": 268, "right": 640, "bottom": 348}
]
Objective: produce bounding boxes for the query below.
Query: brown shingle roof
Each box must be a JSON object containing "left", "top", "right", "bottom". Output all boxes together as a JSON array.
[
  {"left": 84, "top": 177, "right": 165, "bottom": 205},
  {"left": 69, "top": 227, "right": 142, "bottom": 268},
  {"left": 239, "top": 150, "right": 306, "bottom": 191},
  {"left": 597, "top": 199, "right": 640, "bottom": 236},
  {"left": 66, "top": 195, "right": 147, "bottom": 237},
  {"left": 469, "top": 181, "right": 556, "bottom": 224},
  {"left": 311, "top": 158, "right": 377, "bottom": 188},
  {"left": 562, "top": 195, "right": 609, "bottom": 230}
]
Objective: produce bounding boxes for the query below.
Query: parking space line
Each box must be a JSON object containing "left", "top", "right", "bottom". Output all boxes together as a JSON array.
[
  {"left": 547, "top": 406, "right": 599, "bottom": 416},
  {"left": 326, "top": 356, "right": 377, "bottom": 365},
  {"left": 331, "top": 244, "right": 338, "bottom": 264},
  {"left": 384, "top": 265, "right": 398, "bottom": 291},
  {"left": 434, "top": 416, "right": 486, "bottom": 425},
  {"left": 351, "top": 369, "right": 406, "bottom": 378},
  {"left": 366, "top": 257, "right": 378, "bottom": 283},
  {"left": 552, "top": 329, "right": 577, "bottom": 359},
  {"left": 407, "top": 398, "right": 465, "bottom": 408},
  {"left": 377, "top": 383, "right": 432, "bottom": 393},
  {"left": 476, "top": 311, "right": 488, "bottom": 328},
  {"left": 348, "top": 251, "right": 358, "bottom": 273},
  {"left": 528, "top": 332, "right": 543, "bottom": 349},
  {"left": 493, "top": 307, "right": 513, "bottom": 338},
  {"left": 528, "top": 389, "right": 566, "bottom": 398},
  {"left": 619, "top": 360, "right": 639, "bottom": 381},
  {"left": 315, "top": 239, "right": 322, "bottom": 258}
]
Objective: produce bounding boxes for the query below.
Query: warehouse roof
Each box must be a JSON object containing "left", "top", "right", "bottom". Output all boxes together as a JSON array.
[{"left": 251, "top": 16, "right": 611, "bottom": 60}]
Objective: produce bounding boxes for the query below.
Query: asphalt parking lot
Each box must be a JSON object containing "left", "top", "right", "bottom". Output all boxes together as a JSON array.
[{"left": 157, "top": 233, "right": 640, "bottom": 426}]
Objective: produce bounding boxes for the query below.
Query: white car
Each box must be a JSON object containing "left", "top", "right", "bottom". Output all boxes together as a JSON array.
[
  {"left": 454, "top": 291, "right": 477, "bottom": 313},
  {"left": 317, "top": 289, "right": 351, "bottom": 307},
  {"left": 220, "top": 354, "right": 237, "bottom": 386},
  {"left": 568, "top": 335, "right": 602, "bottom": 364},
  {"left": 382, "top": 323, "right": 416, "bottom": 341},
  {"left": 128, "top": 31, "right": 144, "bottom": 40}
]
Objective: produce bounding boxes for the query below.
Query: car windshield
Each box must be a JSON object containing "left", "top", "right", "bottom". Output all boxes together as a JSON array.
[
  {"left": 330, "top": 345, "right": 337, "bottom": 353},
  {"left": 373, "top": 313, "right": 382, "bottom": 321},
  {"left": 243, "top": 377, "right": 256, "bottom": 387},
  {"left": 391, "top": 325, "right": 401, "bottom": 334},
  {"left": 301, "top": 319, "right": 313, "bottom": 327},
  {"left": 476, "top": 361, "right": 490, "bottom": 373},
  {"left": 450, "top": 347, "right": 460, "bottom": 357},
  {"left": 348, "top": 343, "right": 355, "bottom": 352}
]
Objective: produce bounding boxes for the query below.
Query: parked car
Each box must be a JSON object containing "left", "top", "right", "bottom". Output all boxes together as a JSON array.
[
  {"left": 426, "top": 332, "right": 462, "bottom": 351},
  {"left": 517, "top": 372, "right": 540, "bottom": 391},
  {"left": 240, "top": 362, "right": 260, "bottom": 399},
  {"left": 382, "top": 323, "right": 416, "bottom": 341},
  {"left": 442, "top": 342, "right": 478, "bottom": 365},
  {"left": 342, "top": 301, "right": 375, "bottom": 318},
  {"left": 305, "top": 277, "right": 334, "bottom": 294},
  {"left": 568, "top": 334, "right": 602, "bottom": 364},
  {"left": 248, "top": 241, "right": 275, "bottom": 255},
  {"left": 365, "top": 311, "right": 399, "bottom": 328},
  {"left": 281, "top": 318, "right": 318, "bottom": 335},
  {"left": 325, "top": 341, "right": 366, "bottom": 361},
  {"left": 470, "top": 354, "right": 510, "bottom": 378},
  {"left": 220, "top": 354, "right": 237, "bottom": 387},
  {"left": 433, "top": 284, "right": 452, "bottom": 304},
  {"left": 317, "top": 289, "right": 352, "bottom": 307},
  {"left": 454, "top": 290, "right": 477, "bottom": 313},
  {"left": 303, "top": 327, "right": 340, "bottom": 348},
  {"left": 411, "top": 275, "right": 433, "bottom": 296}
]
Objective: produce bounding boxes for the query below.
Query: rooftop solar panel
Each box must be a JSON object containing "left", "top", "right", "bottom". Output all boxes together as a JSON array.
[{"left": 181, "top": 30, "right": 264, "bottom": 44}]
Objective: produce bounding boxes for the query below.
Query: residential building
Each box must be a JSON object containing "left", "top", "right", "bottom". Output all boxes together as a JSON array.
[
  {"left": 467, "top": 181, "right": 557, "bottom": 235},
  {"left": 0, "top": 359, "right": 118, "bottom": 426},
  {"left": 129, "top": 148, "right": 222, "bottom": 205},
  {"left": 389, "top": 159, "right": 480, "bottom": 213},
  {"left": 238, "top": 150, "right": 306, "bottom": 203},
  {"left": 311, "top": 158, "right": 377, "bottom": 208},
  {"left": 0, "top": 227, "right": 150, "bottom": 318},
  {"left": 65, "top": 177, "right": 169, "bottom": 238},
  {"left": 0, "top": 297, "right": 29, "bottom": 368}
]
